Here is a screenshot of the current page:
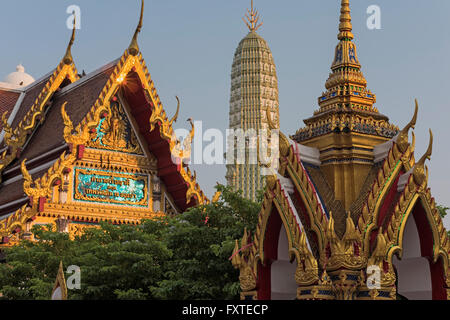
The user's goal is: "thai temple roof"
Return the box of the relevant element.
[232,0,450,301]
[0,0,208,239]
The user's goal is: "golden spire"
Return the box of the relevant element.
[128,0,144,56]
[338,0,354,40]
[243,0,263,32]
[63,11,76,65]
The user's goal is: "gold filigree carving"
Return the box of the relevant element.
[87,100,142,154]
[0,62,78,175]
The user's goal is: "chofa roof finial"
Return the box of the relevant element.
[417,129,433,168]
[63,11,77,65]
[128,0,144,56]
[397,99,419,153]
[412,129,433,186]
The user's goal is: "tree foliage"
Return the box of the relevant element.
[437,205,450,237]
[0,185,260,300]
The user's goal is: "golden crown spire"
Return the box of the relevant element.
[243,0,263,32]
[128,0,144,56]
[63,11,76,65]
[338,0,354,40]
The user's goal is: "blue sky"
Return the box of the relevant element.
[1,0,449,227]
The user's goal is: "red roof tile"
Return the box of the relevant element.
[0,90,20,131]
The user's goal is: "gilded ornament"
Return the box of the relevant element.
[295,231,319,286]
[243,0,263,32]
[397,100,418,154]
[63,11,76,65]
[128,0,144,56]
[412,129,433,186]
[1,111,14,145]
[169,96,180,126]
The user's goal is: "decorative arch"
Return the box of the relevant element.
[231,173,318,300]
[385,191,448,300]
[255,179,302,265]
[257,193,302,300]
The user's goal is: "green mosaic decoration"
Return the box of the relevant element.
[74,167,149,207]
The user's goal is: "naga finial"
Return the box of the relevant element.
[169,96,180,126]
[2,111,14,144]
[63,11,77,65]
[187,117,195,141]
[180,118,195,158]
[397,99,418,153]
[413,129,433,186]
[1,111,9,129]
[21,159,33,186]
[61,102,74,143]
[417,129,433,167]
[212,190,221,203]
[128,0,144,56]
[243,0,263,32]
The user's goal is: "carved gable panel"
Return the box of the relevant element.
[87,98,144,155]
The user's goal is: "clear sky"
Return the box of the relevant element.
[1,0,449,227]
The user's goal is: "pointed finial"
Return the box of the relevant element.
[403,99,419,132]
[373,227,387,258]
[169,96,180,126]
[338,0,354,40]
[63,11,77,65]
[326,211,336,240]
[417,129,433,167]
[128,0,144,56]
[397,100,419,153]
[241,228,248,248]
[243,0,263,32]
[51,261,68,300]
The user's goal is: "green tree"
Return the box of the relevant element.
[0,221,171,300]
[0,185,261,300]
[151,185,260,300]
[437,205,450,237]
